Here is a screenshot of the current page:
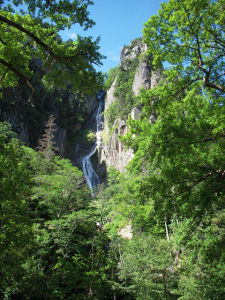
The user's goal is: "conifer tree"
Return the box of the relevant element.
[37,114,58,159]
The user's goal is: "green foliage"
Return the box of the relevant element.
[119,235,178,299]
[143,0,225,94]
[171,209,225,299]
[0,123,122,299]
[104,1,225,298]
[104,100,120,130]
[97,169,160,238]
[0,0,104,96]
[104,66,118,90]
[97,1,225,299]
[128,37,143,49]
[2,0,225,298]
[0,123,33,296]
[105,55,139,131]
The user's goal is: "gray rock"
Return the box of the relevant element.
[151,69,163,89]
[132,61,151,95]
[100,119,134,172]
[99,39,162,172]
[131,105,142,120]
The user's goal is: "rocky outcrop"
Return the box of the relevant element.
[118,224,133,240]
[99,39,154,172]
[151,68,163,89]
[99,119,134,172]
[104,77,117,112]
[131,105,142,120]
[120,41,147,70]
[132,61,151,95]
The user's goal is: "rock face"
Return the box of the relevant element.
[132,61,151,95]
[99,39,162,172]
[118,224,133,240]
[0,107,35,145]
[104,77,117,112]
[0,86,99,159]
[151,69,163,89]
[83,95,99,117]
[99,119,133,172]
[120,41,147,70]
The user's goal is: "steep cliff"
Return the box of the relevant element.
[99,38,162,172]
[0,77,99,158]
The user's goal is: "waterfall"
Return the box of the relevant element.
[80,95,104,192]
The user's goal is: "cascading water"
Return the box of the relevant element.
[80,94,104,192]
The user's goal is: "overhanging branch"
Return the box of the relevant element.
[0,57,34,94]
[0,14,91,62]
[0,67,9,83]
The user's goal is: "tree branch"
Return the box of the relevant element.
[0,14,91,62]
[189,170,225,189]
[203,80,225,92]
[205,27,225,48]
[0,67,9,83]
[0,57,34,94]
[200,133,225,143]
[194,34,225,92]
[0,36,7,46]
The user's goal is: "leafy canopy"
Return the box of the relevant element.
[143,0,225,94]
[0,0,104,95]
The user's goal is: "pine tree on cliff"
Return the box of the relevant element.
[37,114,58,159]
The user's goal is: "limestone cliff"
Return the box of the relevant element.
[99,38,162,172]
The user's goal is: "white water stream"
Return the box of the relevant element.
[80,97,104,192]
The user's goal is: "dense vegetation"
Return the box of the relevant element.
[1,0,225,299]
[98,0,225,299]
[0,122,125,299]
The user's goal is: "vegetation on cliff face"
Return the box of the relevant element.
[1,0,225,299]
[104,40,146,132]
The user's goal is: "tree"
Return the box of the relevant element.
[143,0,225,94]
[36,114,58,159]
[118,235,179,299]
[23,152,121,299]
[0,134,120,299]
[120,1,225,296]
[171,209,225,299]
[0,122,33,297]
[0,0,104,97]
[124,0,225,221]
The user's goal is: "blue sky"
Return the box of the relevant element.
[61,0,167,73]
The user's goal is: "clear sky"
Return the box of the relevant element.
[61,0,167,73]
